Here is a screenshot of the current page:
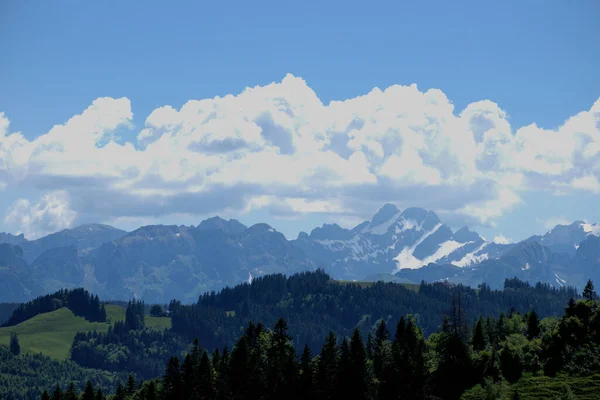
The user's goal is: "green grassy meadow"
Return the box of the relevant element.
[0,305,171,360]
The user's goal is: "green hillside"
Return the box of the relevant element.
[462,374,600,400]
[0,305,171,360]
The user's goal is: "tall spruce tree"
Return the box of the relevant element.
[81,381,95,400]
[127,374,137,395]
[299,344,315,399]
[198,351,216,399]
[10,331,20,355]
[373,319,390,381]
[52,385,62,400]
[348,328,370,400]
[527,309,541,340]
[161,356,184,400]
[267,318,297,400]
[229,336,251,400]
[317,332,338,400]
[583,280,597,301]
[63,383,78,400]
[472,317,486,351]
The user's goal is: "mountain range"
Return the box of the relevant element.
[1,204,599,303]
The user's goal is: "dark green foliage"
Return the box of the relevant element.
[168,271,577,355]
[10,331,21,355]
[526,309,540,340]
[127,374,137,395]
[2,288,106,327]
[52,385,62,400]
[16,275,600,400]
[70,298,185,379]
[150,304,167,317]
[433,297,474,400]
[583,279,597,301]
[81,381,95,400]
[0,345,126,400]
[161,357,184,400]
[125,299,146,331]
[266,318,297,399]
[472,317,486,351]
[63,383,78,400]
[299,345,314,399]
[113,383,126,400]
[316,331,338,400]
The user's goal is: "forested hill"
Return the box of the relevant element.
[169,269,578,352]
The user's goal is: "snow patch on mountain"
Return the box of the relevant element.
[393,223,442,270]
[555,273,567,287]
[316,235,380,262]
[365,212,402,235]
[453,243,490,267]
[422,239,468,265]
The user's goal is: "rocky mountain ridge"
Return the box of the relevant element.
[1,204,599,302]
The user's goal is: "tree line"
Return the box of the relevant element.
[48,280,600,399]
[2,288,106,327]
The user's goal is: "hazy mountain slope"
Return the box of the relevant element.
[0,224,127,263]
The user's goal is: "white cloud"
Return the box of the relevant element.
[539,217,572,230]
[4,191,77,239]
[493,235,512,244]
[571,175,600,193]
[0,75,599,236]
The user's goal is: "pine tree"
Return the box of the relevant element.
[229,336,251,399]
[95,388,104,400]
[10,331,20,356]
[366,332,373,360]
[299,344,315,399]
[527,309,541,340]
[216,346,231,400]
[213,347,221,371]
[434,299,474,400]
[114,383,127,400]
[583,279,597,301]
[198,351,216,399]
[317,332,338,400]
[82,381,95,400]
[162,356,184,400]
[181,353,196,399]
[348,328,370,400]
[127,374,137,395]
[405,318,429,399]
[146,381,158,400]
[52,385,62,400]
[336,338,352,400]
[373,319,389,381]
[41,390,51,400]
[267,318,297,399]
[63,383,78,400]
[472,317,486,351]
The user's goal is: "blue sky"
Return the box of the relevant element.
[0,0,599,241]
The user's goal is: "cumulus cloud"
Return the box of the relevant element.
[4,191,77,239]
[0,74,599,236]
[493,235,513,244]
